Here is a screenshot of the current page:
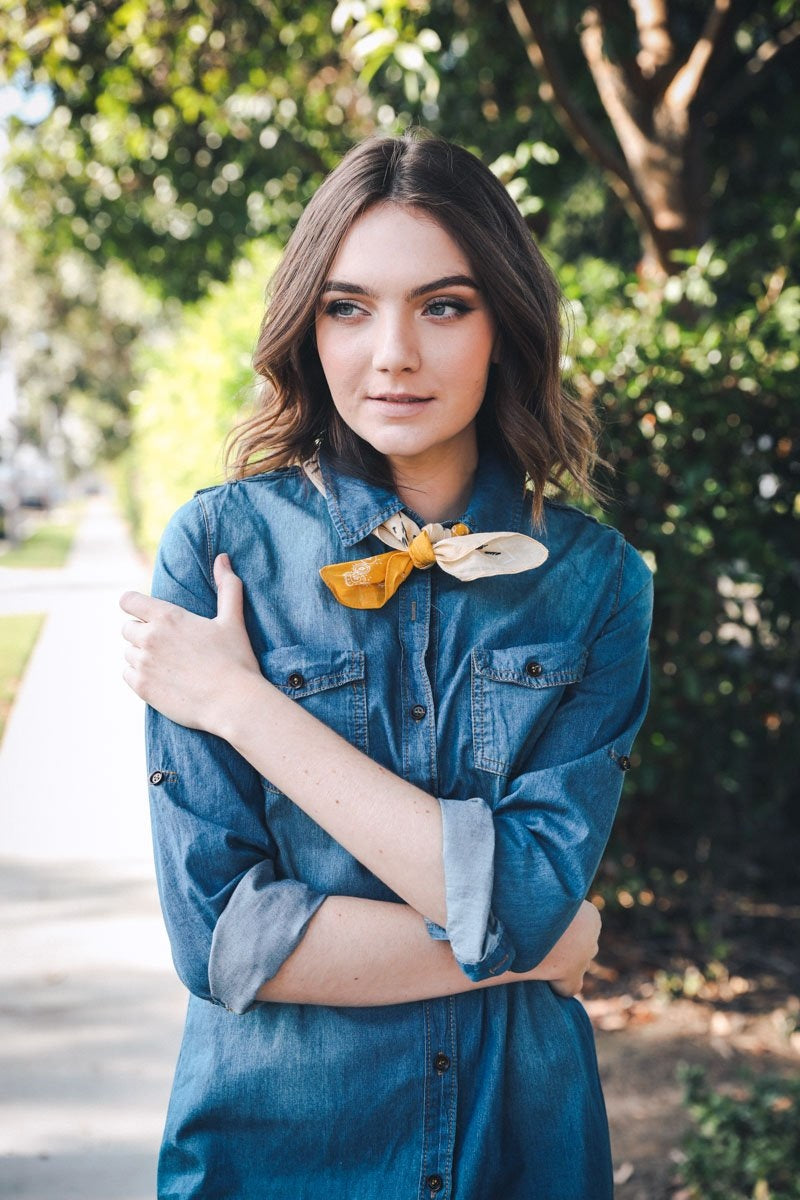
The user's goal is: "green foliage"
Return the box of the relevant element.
[0,223,161,461]
[559,222,800,879]
[1,1,372,300]
[6,1,797,296]
[679,1065,800,1199]
[333,0,443,103]
[124,239,279,551]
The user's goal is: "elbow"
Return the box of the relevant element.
[500,888,587,975]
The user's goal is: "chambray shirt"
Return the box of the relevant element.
[146,445,652,1200]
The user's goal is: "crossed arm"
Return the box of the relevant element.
[255,896,599,1007]
[121,553,602,1008]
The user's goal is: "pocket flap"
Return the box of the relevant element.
[472,641,587,689]
[260,646,366,698]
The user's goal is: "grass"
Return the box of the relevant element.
[0,512,78,568]
[0,613,45,741]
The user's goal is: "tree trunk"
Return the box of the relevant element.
[506,0,735,277]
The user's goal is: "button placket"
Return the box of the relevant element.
[420,996,456,1200]
[399,572,436,793]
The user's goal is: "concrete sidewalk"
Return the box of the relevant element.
[0,496,186,1199]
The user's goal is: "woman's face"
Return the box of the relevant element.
[314,203,496,483]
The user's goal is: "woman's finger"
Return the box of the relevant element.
[121,618,146,646]
[213,554,244,625]
[123,642,142,668]
[119,590,172,621]
[122,664,143,697]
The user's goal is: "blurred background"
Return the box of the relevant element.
[0,3,798,1198]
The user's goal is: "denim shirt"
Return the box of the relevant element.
[146,446,652,1200]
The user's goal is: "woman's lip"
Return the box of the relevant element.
[368,394,433,402]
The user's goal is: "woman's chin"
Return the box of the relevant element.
[359,431,440,464]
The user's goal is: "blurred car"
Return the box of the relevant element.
[15,447,59,510]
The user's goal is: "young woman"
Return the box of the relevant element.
[121,131,652,1199]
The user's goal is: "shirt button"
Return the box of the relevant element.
[426,1175,444,1194]
[410,704,427,721]
[618,755,632,771]
[433,1052,450,1073]
[525,659,543,677]
[149,770,165,785]
[287,672,305,689]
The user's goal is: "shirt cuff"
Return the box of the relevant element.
[208,863,327,1014]
[434,796,516,981]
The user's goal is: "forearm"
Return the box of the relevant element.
[222,675,447,927]
[256,896,599,1007]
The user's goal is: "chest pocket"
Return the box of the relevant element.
[471,641,587,777]
[259,645,368,794]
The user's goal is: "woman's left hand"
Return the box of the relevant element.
[120,553,262,735]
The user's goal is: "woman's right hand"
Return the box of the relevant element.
[535,900,602,997]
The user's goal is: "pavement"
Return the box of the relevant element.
[0,496,187,1199]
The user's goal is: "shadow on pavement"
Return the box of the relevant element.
[0,858,186,1200]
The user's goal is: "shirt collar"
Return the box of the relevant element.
[317,444,527,549]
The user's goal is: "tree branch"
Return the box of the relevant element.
[592,0,651,101]
[506,1,666,266]
[580,5,646,152]
[629,0,675,77]
[663,0,733,112]
[505,0,632,185]
[710,19,800,119]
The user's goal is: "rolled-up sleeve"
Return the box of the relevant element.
[437,540,653,981]
[147,498,327,1014]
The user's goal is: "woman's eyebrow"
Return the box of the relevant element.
[408,274,479,299]
[321,274,480,299]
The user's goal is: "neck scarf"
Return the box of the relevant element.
[303,457,548,610]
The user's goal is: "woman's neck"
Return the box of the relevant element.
[389,443,478,525]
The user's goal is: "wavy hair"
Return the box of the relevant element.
[226,130,601,523]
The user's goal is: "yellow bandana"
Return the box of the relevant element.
[303,458,549,610]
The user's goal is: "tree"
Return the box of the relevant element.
[340,0,800,274]
[0,215,162,463]
[507,0,800,274]
[1,1,375,300]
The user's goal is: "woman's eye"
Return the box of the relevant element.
[425,298,472,318]
[324,299,363,318]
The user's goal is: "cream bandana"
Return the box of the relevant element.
[303,457,548,610]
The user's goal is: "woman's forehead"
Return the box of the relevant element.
[326,203,474,285]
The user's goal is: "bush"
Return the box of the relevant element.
[558,221,799,888]
[678,1065,800,1199]
[124,240,280,553]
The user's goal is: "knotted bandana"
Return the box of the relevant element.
[303,457,548,610]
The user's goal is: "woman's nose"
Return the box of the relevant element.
[371,313,420,374]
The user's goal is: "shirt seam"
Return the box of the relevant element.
[195,492,215,579]
[610,536,626,618]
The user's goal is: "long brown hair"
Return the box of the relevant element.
[226,130,601,523]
